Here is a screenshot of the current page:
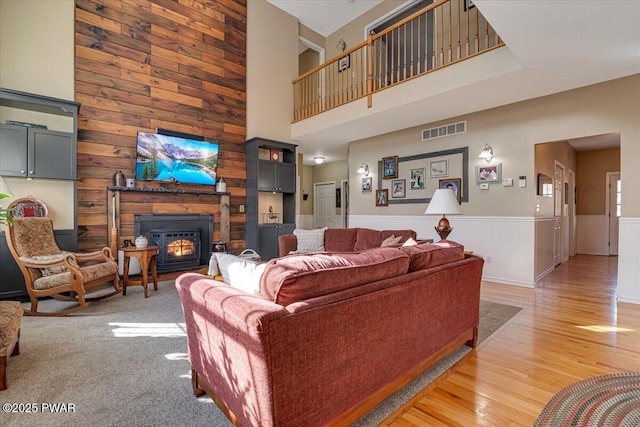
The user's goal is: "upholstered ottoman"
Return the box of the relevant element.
[0,301,23,390]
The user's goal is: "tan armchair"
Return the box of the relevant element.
[5,217,121,316]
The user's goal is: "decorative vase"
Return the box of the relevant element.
[114,170,125,187]
[216,177,226,192]
[135,235,148,248]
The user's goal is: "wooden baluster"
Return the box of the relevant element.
[448,0,452,63]
[457,0,461,60]
[439,4,444,67]
[466,0,470,56]
[485,17,490,50]
[367,32,373,107]
[475,6,479,53]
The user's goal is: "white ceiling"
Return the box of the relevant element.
[268,0,639,164]
[267,0,384,37]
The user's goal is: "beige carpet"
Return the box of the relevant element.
[1,281,520,427]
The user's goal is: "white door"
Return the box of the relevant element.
[607,172,621,255]
[554,162,564,266]
[315,182,336,228]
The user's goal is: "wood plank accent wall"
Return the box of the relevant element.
[74,0,247,252]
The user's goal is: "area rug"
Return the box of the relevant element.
[535,372,640,427]
[2,282,521,427]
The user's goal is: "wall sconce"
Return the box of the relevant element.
[314,156,325,164]
[336,39,346,52]
[478,144,493,162]
[356,163,369,176]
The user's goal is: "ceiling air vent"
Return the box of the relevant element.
[421,121,466,141]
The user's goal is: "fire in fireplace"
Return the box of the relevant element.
[150,230,201,272]
[135,214,212,273]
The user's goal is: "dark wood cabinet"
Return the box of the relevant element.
[0,124,75,180]
[246,137,297,261]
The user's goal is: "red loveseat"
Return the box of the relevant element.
[277,227,417,257]
[176,241,483,426]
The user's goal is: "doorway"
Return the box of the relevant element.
[314,182,337,228]
[554,161,565,266]
[606,172,621,256]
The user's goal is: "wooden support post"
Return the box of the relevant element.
[220,194,230,244]
[107,190,119,257]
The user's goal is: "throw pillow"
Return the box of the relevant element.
[210,253,265,295]
[380,235,403,247]
[31,254,68,276]
[402,237,418,247]
[293,227,327,253]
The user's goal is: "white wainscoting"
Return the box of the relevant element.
[534,218,555,283]
[576,215,608,255]
[349,215,537,287]
[618,218,640,304]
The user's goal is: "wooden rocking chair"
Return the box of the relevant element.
[5,216,121,316]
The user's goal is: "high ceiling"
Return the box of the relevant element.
[267,0,383,37]
[268,0,640,163]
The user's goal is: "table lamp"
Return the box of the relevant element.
[425,188,461,240]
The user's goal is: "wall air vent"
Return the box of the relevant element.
[421,121,467,141]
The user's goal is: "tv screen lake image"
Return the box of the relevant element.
[135,132,218,185]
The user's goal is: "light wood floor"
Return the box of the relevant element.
[384,254,640,426]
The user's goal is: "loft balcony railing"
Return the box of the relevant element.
[292,0,504,122]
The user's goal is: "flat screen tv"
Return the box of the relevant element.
[135,131,219,186]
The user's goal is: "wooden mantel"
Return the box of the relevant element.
[107,186,230,256]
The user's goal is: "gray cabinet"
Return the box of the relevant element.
[257,223,296,260]
[246,137,297,261]
[0,124,75,180]
[0,88,80,299]
[258,160,296,193]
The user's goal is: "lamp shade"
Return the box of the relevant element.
[424,189,461,215]
[356,163,369,176]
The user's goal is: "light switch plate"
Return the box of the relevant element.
[480,183,489,190]
[502,178,513,187]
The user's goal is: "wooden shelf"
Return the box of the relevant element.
[107,186,230,196]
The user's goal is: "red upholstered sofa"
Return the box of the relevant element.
[278,227,417,257]
[176,240,483,427]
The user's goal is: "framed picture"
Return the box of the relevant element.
[375,189,389,206]
[476,163,502,183]
[410,168,425,189]
[382,156,398,179]
[537,173,553,197]
[338,54,350,72]
[429,159,448,178]
[391,179,406,198]
[439,178,462,204]
[362,177,372,192]
[464,0,475,11]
